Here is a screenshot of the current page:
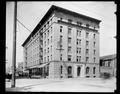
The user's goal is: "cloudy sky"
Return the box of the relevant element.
[6,1,116,68]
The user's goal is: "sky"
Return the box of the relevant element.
[6,1,116,69]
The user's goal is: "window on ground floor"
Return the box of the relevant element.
[108,61,111,67]
[86,67,89,74]
[93,67,96,74]
[67,66,72,75]
[60,65,63,74]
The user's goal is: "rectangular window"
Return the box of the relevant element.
[94,42,96,47]
[86,24,90,28]
[44,33,46,39]
[68,37,71,44]
[44,57,46,62]
[44,25,46,29]
[102,62,105,66]
[79,31,81,36]
[77,48,81,53]
[94,50,96,55]
[68,19,72,24]
[77,48,78,53]
[48,48,49,53]
[60,18,62,21]
[86,32,89,38]
[48,56,49,61]
[76,56,81,62]
[77,39,79,45]
[68,46,72,53]
[60,26,63,32]
[51,18,52,24]
[86,49,89,54]
[60,35,63,43]
[77,30,81,36]
[44,49,46,54]
[86,41,89,46]
[68,55,71,61]
[51,55,52,61]
[77,39,81,45]
[93,34,96,39]
[68,27,71,35]
[94,57,96,62]
[48,30,49,37]
[108,61,111,67]
[60,54,62,61]
[77,56,79,62]
[51,36,52,43]
[51,46,52,52]
[77,30,79,36]
[79,39,81,45]
[51,27,52,34]
[48,39,49,45]
[44,41,46,47]
[79,48,81,53]
[86,57,89,62]
[79,56,81,62]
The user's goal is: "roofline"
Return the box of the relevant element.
[54,5,101,23]
[22,5,101,47]
[100,54,116,60]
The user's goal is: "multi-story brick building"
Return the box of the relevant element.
[100,54,116,77]
[22,5,101,78]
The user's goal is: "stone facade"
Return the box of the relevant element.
[22,5,101,78]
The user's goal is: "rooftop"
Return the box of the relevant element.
[22,5,101,46]
[100,54,116,60]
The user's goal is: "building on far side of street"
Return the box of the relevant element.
[17,62,24,72]
[16,62,24,76]
[22,5,101,78]
[100,54,116,77]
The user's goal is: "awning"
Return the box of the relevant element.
[28,63,49,69]
[36,63,49,68]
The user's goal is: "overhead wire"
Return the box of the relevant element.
[17,18,32,33]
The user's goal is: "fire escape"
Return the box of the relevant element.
[56,36,68,78]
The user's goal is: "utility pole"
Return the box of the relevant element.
[11,1,17,88]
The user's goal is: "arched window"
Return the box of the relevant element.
[60,65,63,74]
[86,67,89,74]
[93,67,96,74]
[67,66,72,75]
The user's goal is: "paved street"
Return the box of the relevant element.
[6,77,116,92]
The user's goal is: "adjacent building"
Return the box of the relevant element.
[100,54,116,77]
[22,5,101,78]
[17,62,23,71]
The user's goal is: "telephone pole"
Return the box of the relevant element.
[11,1,17,88]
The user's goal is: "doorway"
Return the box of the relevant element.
[67,66,72,78]
[77,66,81,77]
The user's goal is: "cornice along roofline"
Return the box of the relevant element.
[22,5,101,47]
